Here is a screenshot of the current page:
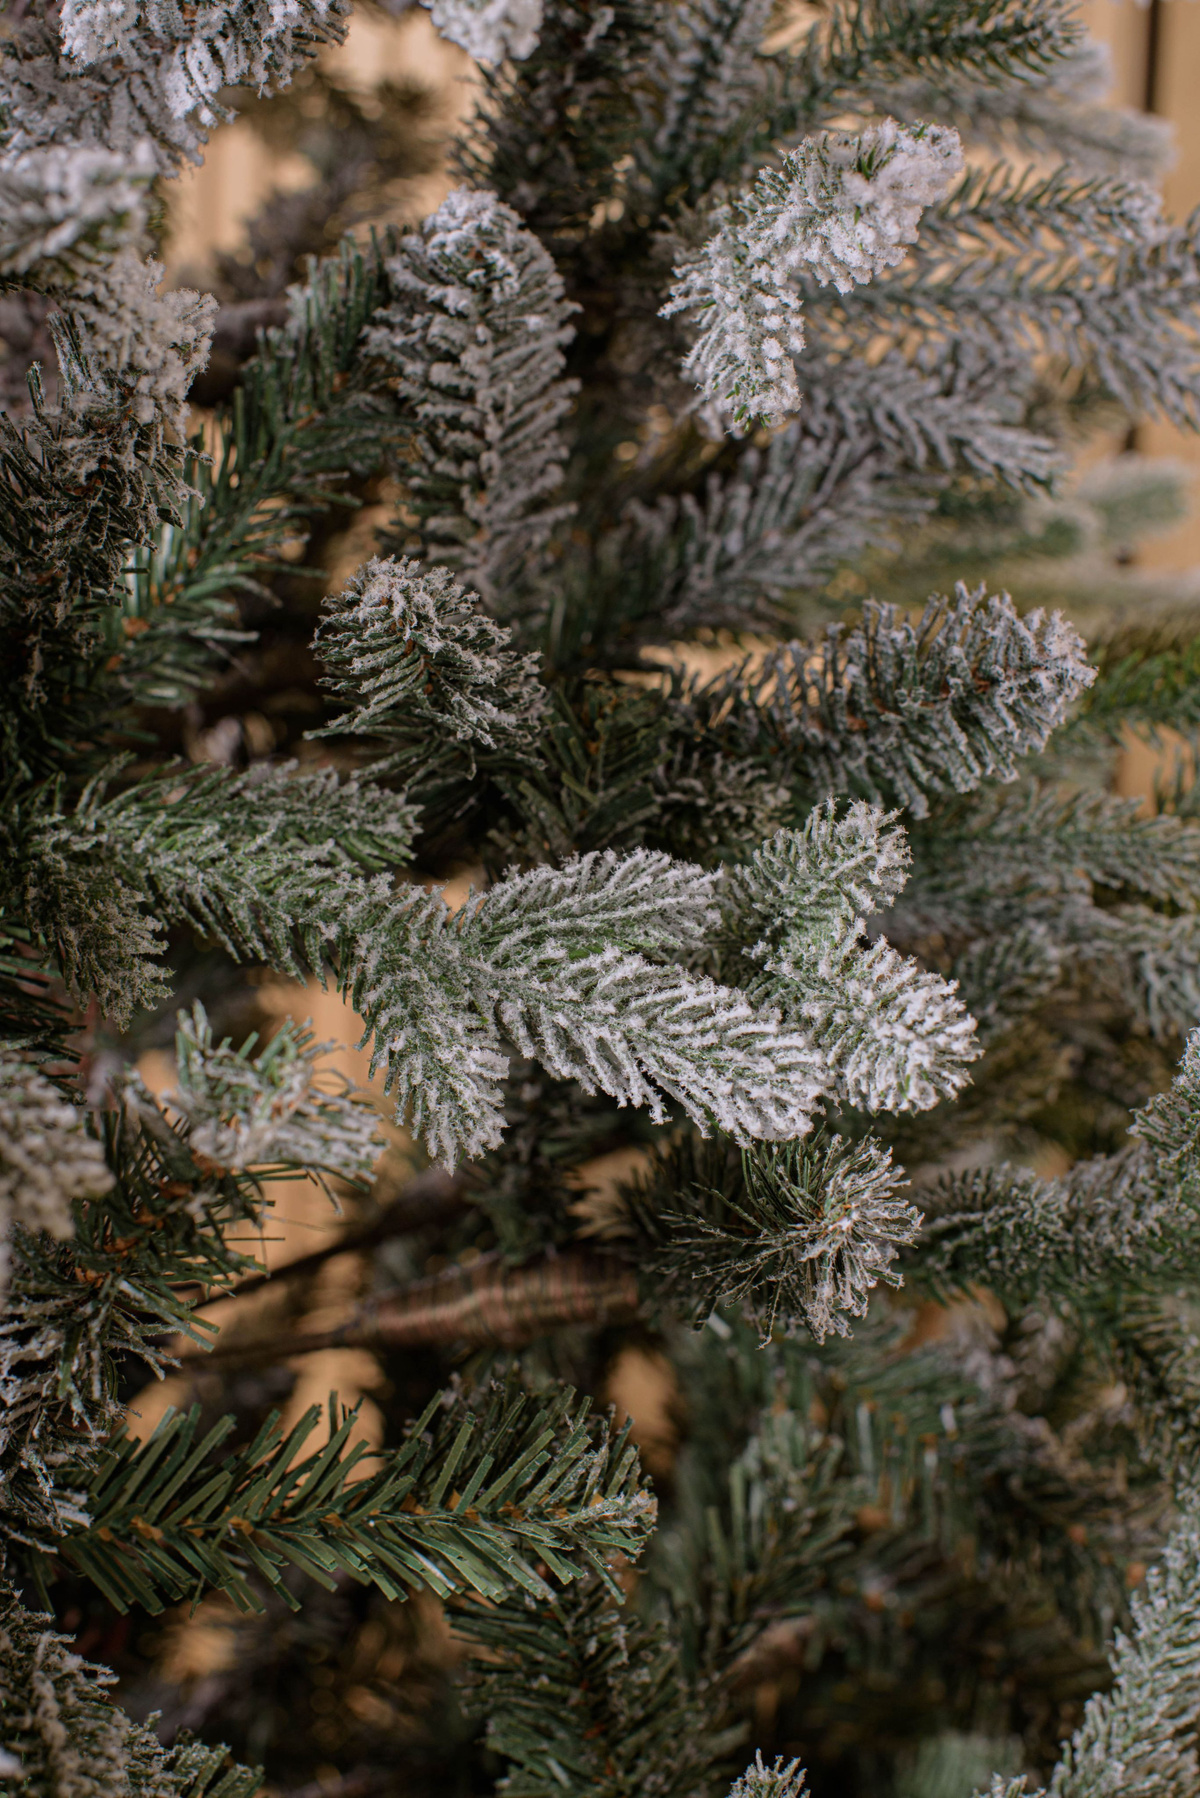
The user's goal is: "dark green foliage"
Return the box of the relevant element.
[456,1576,735,1798]
[52,1385,654,1616]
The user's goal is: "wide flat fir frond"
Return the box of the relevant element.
[331,852,826,1165]
[363,187,577,605]
[662,119,963,427]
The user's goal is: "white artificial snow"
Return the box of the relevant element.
[663,120,964,429]
[425,0,543,64]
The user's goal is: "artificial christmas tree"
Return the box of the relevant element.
[4,0,1200,1793]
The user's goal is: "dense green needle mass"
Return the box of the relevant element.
[4,0,1200,1794]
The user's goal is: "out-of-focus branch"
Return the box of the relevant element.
[196,1247,641,1362]
[185,1166,469,1310]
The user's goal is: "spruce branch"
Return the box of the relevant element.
[777,0,1083,141]
[912,1034,1200,1309]
[456,1575,733,1798]
[679,585,1094,819]
[362,187,577,606]
[2,1007,378,1546]
[992,1495,1200,1797]
[625,1129,918,1343]
[59,0,352,134]
[0,140,154,284]
[55,1383,654,1615]
[722,802,977,1112]
[729,1755,809,1798]
[311,555,547,764]
[424,0,544,65]
[0,1588,262,1798]
[0,1050,112,1298]
[662,119,963,427]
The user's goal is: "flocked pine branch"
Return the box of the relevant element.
[0,1051,111,1299]
[677,586,1094,819]
[729,1755,809,1798]
[662,119,963,427]
[58,0,352,134]
[312,555,547,764]
[1,1006,378,1547]
[363,186,577,606]
[424,0,544,65]
[624,1129,919,1343]
[912,1030,1200,1310]
[0,1589,261,1798]
[157,1002,382,1186]
[721,802,978,1112]
[978,1495,1200,1797]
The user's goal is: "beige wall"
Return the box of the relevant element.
[1080,0,1200,574]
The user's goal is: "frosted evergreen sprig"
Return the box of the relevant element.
[58,0,352,132]
[65,249,215,447]
[662,119,964,427]
[44,761,419,1000]
[0,1052,111,1298]
[363,187,577,605]
[628,1130,919,1343]
[686,586,1095,819]
[730,1753,809,1798]
[312,555,547,758]
[723,803,978,1113]
[424,0,544,65]
[636,0,776,206]
[1130,1031,1200,1170]
[157,1003,382,1186]
[0,1589,261,1798]
[913,1042,1200,1309]
[330,852,828,1166]
[990,1496,1200,1798]
[0,140,154,283]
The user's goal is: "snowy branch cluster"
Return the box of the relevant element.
[662,120,964,427]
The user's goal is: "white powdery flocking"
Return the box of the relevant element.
[424,0,543,64]
[662,119,964,429]
[0,140,155,281]
[59,0,350,127]
[0,1053,113,1297]
[148,1004,382,1182]
[69,248,215,443]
